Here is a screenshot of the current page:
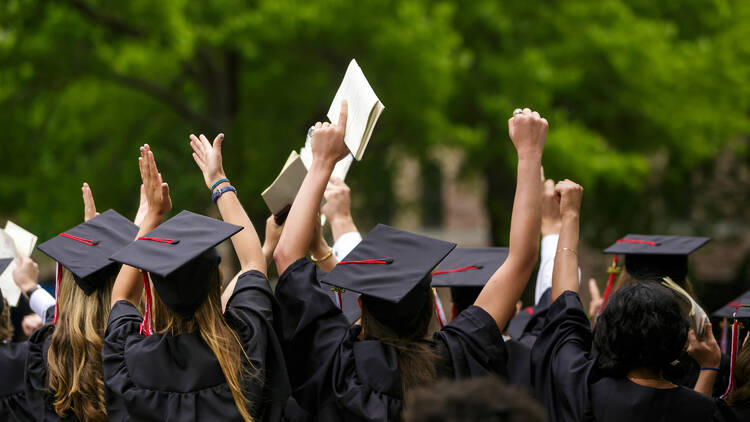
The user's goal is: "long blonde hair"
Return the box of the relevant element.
[152,268,256,422]
[47,269,112,421]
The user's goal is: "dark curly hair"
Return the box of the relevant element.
[593,281,690,377]
[403,376,546,422]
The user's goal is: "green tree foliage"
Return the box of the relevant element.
[1,0,749,258]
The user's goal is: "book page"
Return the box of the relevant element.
[4,221,37,256]
[327,59,383,161]
[0,229,22,306]
[261,151,309,215]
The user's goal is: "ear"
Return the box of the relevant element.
[451,302,458,320]
[357,295,362,309]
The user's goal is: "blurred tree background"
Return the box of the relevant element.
[1,0,749,306]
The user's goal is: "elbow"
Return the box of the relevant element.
[273,245,293,272]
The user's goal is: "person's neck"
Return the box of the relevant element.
[626,367,676,389]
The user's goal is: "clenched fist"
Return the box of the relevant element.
[554,179,583,218]
[312,101,349,165]
[508,108,548,158]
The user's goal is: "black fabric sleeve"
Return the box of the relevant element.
[530,290,596,422]
[274,258,350,409]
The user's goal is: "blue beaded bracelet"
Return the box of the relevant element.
[700,367,720,371]
[210,178,230,192]
[212,186,236,204]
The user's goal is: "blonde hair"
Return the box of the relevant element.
[47,269,112,421]
[151,268,256,422]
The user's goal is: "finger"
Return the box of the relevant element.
[162,182,170,197]
[190,136,203,156]
[329,177,344,185]
[213,133,224,152]
[544,179,555,196]
[322,122,330,128]
[338,100,348,129]
[588,279,601,301]
[199,134,211,150]
[315,122,323,129]
[540,166,545,182]
[532,111,540,118]
[192,152,207,171]
[522,108,532,115]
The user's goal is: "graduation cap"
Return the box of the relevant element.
[713,290,750,399]
[319,224,456,334]
[110,210,242,330]
[431,247,509,317]
[0,258,12,313]
[37,210,139,295]
[603,234,710,284]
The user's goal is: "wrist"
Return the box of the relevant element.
[516,149,543,161]
[23,284,40,298]
[18,280,38,294]
[311,241,331,258]
[561,211,580,221]
[311,157,337,173]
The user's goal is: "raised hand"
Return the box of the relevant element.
[138,144,171,220]
[312,101,349,165]
[190,133,226,190]
[262,215,284,266]
[508,108,548,158]
[554,179,583,218]
[541,175,561,236]
[133,184,149,227]
[588,278,603,318]
[12,252,39,292]
[687,323,721,368]
[21,314,43,337]
[82,182,99,222]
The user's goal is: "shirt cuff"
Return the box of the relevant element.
[29,287,56,318]
[540,234,560,261]
[332,231,363,260]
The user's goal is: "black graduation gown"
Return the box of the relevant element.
[0,341,34,421]
[25,308,69,422]
[507,287,551,349]
[663,352,731,397]
[505,338,532,394]
[275,258,508,422]
[531,291,729,422]
[102,270,289,422]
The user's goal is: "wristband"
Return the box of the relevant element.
[311,249,333,263]
[210,178,230,192]
[212,186,236,204]
[700,367,720,372]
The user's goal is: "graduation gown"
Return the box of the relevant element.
[0,341,34,421]
[505,338,532,394]
[24,308,70,422]
[275,258,508,422]
[507,287,551,349]
[102,270,289,422]
[531,291,729,422]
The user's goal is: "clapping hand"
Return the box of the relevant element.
[190,133,227,191]
[138,144,171,222]
[82,183,99,222]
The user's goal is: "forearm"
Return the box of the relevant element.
[111,215,161,307]
[216,190,265,275]
[310,240,338,273]
[551,213,580,301]
[330,215,358,242]
[693,369,717,397]
[275,159,335,274]
[475,153,541,328]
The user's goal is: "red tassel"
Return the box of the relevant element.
[722,319,740,399]
[433,288,447,327]
[596,255,619,322]
[336,290,343,310]
[52,263,62,325]
[140,271,154,336]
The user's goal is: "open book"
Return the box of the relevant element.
[261,151,308,224]
[0,221,38,306]
[327,59,384,161]
[662,277,707,338]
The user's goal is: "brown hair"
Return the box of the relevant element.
[728,338,750,406]
[47,269,112,421]
[151,268,256,422]
[0,297,13,341]
[360,287,440,394]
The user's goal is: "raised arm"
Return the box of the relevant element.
[274,102,349,274]
[190,133,265,275]
[474,108,546,329]
[111,144,172,308]
[322,178,359,242]
[549,180,583,301]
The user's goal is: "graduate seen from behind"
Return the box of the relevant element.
[26,185,142,422]
[103,139,288,421]
[273,104,548,421]
[530,180,734,422]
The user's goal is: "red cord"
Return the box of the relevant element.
[615,238,657,246]
[138,236,178,244]
[433,265,481,275]
[59,232,98,246]
[52,263,62,325]
[140,271,154,336]
[336,291,343,310]
[338,258,393,265]
[721,304,750,399]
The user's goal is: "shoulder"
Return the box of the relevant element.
[278,258,317,286]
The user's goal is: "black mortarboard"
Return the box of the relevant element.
[0,257,12,312]
[603,234,710,283]
[713,289,750,320]
[320,224,456,332]
[37,210,138,295]
[431,247,509,288]
[110,210,242,317]
[431,247,509,315]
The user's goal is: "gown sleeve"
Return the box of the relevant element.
[433,305,508,379]
[530,290,596,422]
[224,270,290,422]
[274,258,352,414]
[24,324,64,422]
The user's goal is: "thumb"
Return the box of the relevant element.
[214,133,224,151]
[544,179,555,196]
[338,100,348,129]
[162,183,170,197]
